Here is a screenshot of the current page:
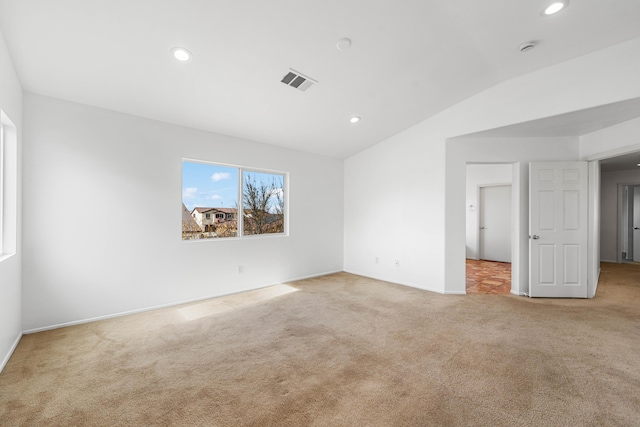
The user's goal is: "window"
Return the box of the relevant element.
[241,170,285,236]
[0,110,17,259]
[0,123,3,253]
[182,160,287,240]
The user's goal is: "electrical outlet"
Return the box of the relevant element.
[238,265,244,274]
[395,260,400,268]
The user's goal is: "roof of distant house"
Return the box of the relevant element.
[212,208,237,214]
[191,207,237,214]
[182,204,202,232]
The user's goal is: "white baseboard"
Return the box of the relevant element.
[343,269,446,294]
[286,270,344,283]
[23,270,344,334]
[0,332,22,374]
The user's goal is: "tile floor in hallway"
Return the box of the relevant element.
[466,259,511,294]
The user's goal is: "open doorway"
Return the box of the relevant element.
[599,151,640,265]
[617,184,640,263]
[465,164,513,294]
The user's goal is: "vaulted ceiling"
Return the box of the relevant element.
[1,0,640,158]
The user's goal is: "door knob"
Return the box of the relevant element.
[635,227,640,230]
[530,235,540,240]
[480,227,486,229]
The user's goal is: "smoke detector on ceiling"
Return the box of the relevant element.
[281,69,318,92]
[337,38,352,51]
[519,41,537,53]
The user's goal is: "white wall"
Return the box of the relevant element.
[0,26,22,372]
[600,169,640,262]
[22,93,344,331]
[465,164,512,260]
[344,123,448,293]
[345,37,640,296]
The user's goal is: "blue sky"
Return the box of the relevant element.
[182,161,285,212]
[182,161,239,211]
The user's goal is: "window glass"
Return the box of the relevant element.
[242,170,285,236]
[182,160,286,240]
[182,161,239,239]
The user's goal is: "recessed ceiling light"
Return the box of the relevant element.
[349,116,361,124]
[171,47,192,62]
[637,163,640,167]
[543,1,568,16]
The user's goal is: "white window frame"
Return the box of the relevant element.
[0,110,18,261]
[239,166,287,238]
[182,159,289,241]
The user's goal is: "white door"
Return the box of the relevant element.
[634,186,640,262]
[479,185,511,262]
[529,162,588,298]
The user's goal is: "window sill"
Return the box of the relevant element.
[182,233,289,243]
[0,253,16,264]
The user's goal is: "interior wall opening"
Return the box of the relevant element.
[598,150,640,266]
[465,163,513,295]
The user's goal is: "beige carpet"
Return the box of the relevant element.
[1,263,640,426]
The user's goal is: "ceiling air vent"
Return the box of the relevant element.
[281,69,317,92]
[519,41,537,53]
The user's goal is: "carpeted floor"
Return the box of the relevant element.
[1,263,640,426]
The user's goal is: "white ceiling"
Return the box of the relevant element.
[600,151,640,173]
[1,0,640,159]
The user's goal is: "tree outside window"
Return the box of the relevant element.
[242,171,285,236]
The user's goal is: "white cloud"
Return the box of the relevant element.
[210,194,222,200]
[183,187,198,199]
[211,172,231,182]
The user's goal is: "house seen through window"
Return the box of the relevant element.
[182,160,286,240]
